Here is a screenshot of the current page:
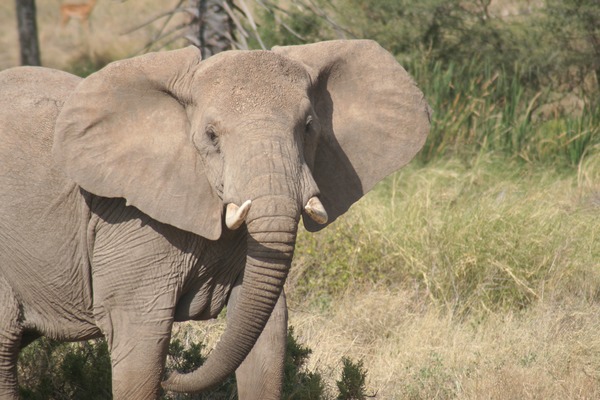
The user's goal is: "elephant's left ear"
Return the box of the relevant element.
[273,40,431,231]
[53,47,223,240]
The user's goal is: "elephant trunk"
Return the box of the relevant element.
[162,195,299,394]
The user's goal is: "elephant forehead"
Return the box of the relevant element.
[199,51,311,114]
[226,83,308,116]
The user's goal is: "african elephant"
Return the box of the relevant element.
[0,40,430,399]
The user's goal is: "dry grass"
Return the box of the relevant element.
[172,288,600,399]
[290,152,600,315]
[288,289,600,400]
[283,153,600,399]
[1,0,186,71]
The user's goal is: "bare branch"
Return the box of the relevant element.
[135,21,189,54]
[254,0,306,41]
[302,0,353,38]
[125,0,352,57]
[121,1,186,35]
[238,0,266,49]
[153,32,193,52]
[223,1,250,49]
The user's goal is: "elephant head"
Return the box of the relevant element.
[52,40,430,393]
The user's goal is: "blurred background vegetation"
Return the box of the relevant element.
[4,0,600,398]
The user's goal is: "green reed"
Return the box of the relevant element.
[408,58,599,167]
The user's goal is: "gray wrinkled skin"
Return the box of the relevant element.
[0,40,430,399]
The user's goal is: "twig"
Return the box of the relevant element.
[145,0,188,52]
[238,0,266,49]
[254,0,306,41]
[153,32,191,52]
[121,1,185,35]
[222,1,250,50]
[135,21,189,55]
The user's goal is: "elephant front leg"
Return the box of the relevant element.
[0,277,22,400]
[228,286,288,400]
[97,308,173,400]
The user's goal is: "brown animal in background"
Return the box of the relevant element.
[60,0,97,29]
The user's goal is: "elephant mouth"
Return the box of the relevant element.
[224,195,328,230]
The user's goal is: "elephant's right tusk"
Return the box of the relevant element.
[225,200,252,230]
[304,196,328,224]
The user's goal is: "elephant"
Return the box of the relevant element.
[0,40,430,399]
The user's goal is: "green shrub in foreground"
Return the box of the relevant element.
[336,357,367,400]
[18,339,111,400]
[18,328,369,399]
[283,327,326,399]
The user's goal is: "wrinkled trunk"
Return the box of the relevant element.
[163,200,297,392]
[163,190,300,393]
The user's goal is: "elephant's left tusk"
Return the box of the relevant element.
[304,196,328,224]
[225,200,252,230]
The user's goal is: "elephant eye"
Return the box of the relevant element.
[305,116,313,134]
[206,125,219,144]
[204,125,221,154]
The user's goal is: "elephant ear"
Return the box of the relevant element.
[273,40,431,231]
[53,47,223,240]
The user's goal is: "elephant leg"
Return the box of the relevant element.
[229,285,288,400]
[0,277,22,400]
[90,211,186,399]
[99,310,173,400]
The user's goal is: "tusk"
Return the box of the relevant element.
[225,200,252,230]
[304,196,328,224]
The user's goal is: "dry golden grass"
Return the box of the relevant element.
[283,153,600,399]
[1,0,186,71]
[171,287,600,399]
[287,288,600,399]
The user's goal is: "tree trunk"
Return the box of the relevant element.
[15,0,41,66]
[190,0,235,58]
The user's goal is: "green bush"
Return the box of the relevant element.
[162,338,236,399]
[336,357,367,400]
[64,51,115,78]
[543,0,600,92]
[283,327,326,399]
[18,327,369,399]
[18,339,111,400]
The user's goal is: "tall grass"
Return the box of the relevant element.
[288,154,600,398]
[408,59,600,167]
[290,154,600,316]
